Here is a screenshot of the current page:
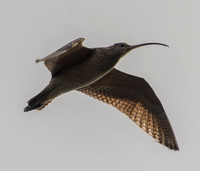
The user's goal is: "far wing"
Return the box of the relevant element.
[78,68,179,150]
[36,38,93,78]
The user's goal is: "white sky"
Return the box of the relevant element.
[0,0,199,170]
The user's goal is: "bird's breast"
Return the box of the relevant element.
[53,52,117,93]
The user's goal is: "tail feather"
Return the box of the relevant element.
[24,89,52,112]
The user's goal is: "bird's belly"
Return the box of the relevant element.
[52,61,112,94]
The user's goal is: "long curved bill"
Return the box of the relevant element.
[129,43,169,50]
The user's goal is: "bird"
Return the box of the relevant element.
[24,38,179,150]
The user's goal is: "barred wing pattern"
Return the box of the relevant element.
[78,69,178,150]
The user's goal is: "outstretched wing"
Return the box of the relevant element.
[36,38,93,78]
[78,68,179,150]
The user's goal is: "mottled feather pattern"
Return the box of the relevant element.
[25,38,178,150]
[78,86,178,150]
[78,69,179,150]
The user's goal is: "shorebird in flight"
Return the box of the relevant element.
[24,38,179,150]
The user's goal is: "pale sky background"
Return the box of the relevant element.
[0,0,199,170]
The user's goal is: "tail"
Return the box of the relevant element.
[24,88,54,112]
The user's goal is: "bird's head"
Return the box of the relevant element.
[110,42,168,59]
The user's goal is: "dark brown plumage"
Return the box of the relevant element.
[24,38,178,150]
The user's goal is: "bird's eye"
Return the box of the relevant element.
[120,44,125,47]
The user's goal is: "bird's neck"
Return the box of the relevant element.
[91,48,121,72]
[93,47,121,62]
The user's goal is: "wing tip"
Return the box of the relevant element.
[167,142,179,151]
[35,59,42,63]
[72,38,85,44]
[78,37,85,41]
[76,37,85,45]
[159,136,179,151]
[171,139,179,151]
